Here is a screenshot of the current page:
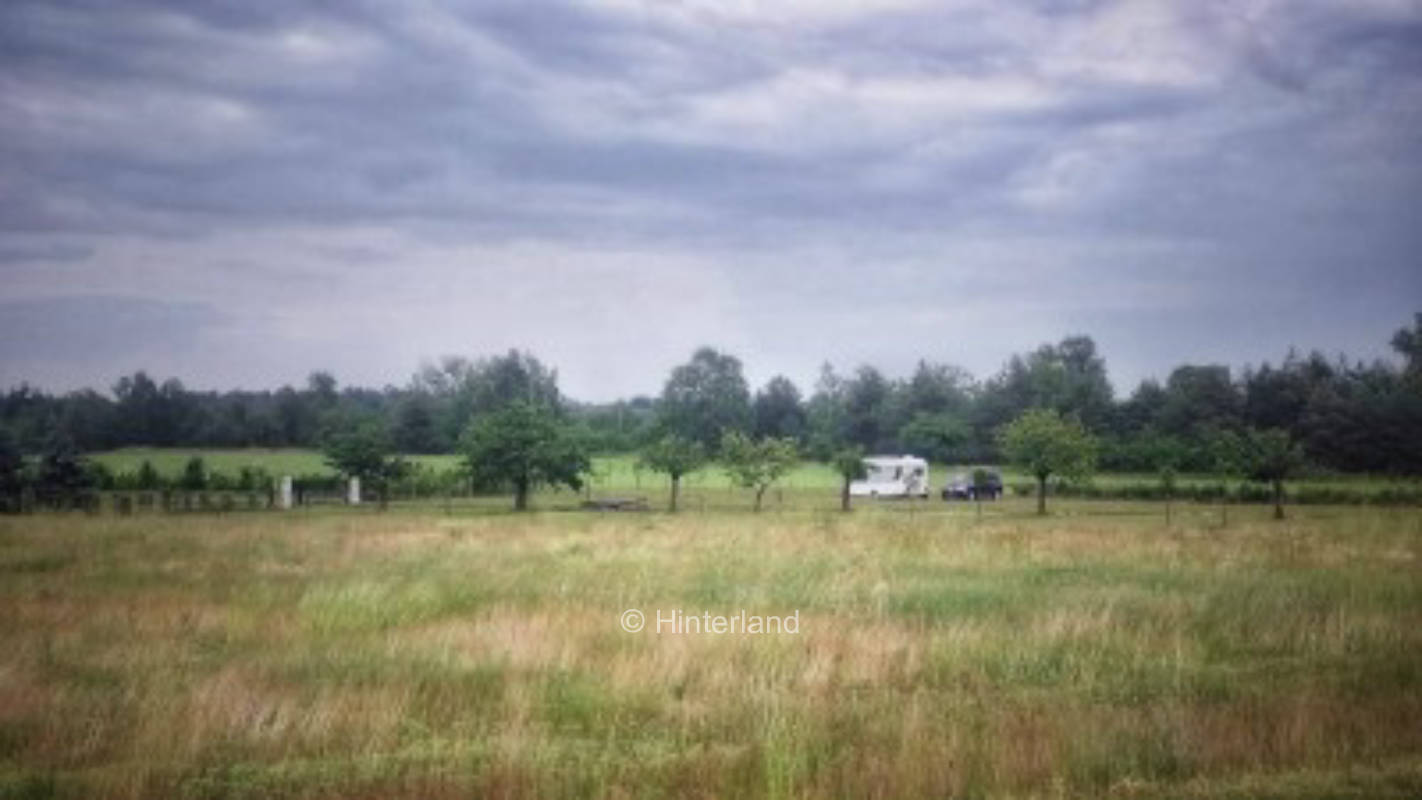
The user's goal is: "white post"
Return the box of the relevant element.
[348,476,361,505]
[279,475,293,510]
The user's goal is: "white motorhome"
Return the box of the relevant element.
[849,455,930,498]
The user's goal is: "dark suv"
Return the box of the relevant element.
[941,470,1003,501]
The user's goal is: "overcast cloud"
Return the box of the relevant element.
[1,0,1419,399]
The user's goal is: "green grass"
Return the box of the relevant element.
[89,448,1422,499]
[1,504,1420,798]
[88,447,463,477]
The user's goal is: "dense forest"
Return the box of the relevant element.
[3,313,1420,475]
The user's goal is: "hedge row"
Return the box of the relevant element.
[1010,481,1422,506]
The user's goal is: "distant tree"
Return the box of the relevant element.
[0,429,25,513]
[135,460,162,491]
[274,385,317,446]
[323,418,407,509]
[1144,435,1189,524]
[85,461,115,491]
[1391,312,1422,380]
[1116,379,1169,436]
[904,360,974,418]
[805,363,848,460]
[1208,428,1248,526]
[393,392,444,453]
[34,433,91,509]
[720,431,799,512]
[843,365,893,451]
[975,336,1114,443]
[832,446,867,512]
[180,456,207,491]
[307,371,339,410]
[658,348,751,451]
[899,412,970,463]
[1159,365,1242,439]
[461,401,589,511]
[753,375,807,442]
[998,409,1097,515]
[1242,428,1305,520]
[639,434,706,512]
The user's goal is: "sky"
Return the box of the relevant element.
[1,0,1419,402]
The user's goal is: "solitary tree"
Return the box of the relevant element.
[323,419,407,509]
[1243,428,1305,520]
[832,446,867,512]
[997,408,1096,515]
[461,401,589,511]
[1145,435,1188,524]
[1208,428,1247,527]
[721,431,798,512]
[640,434,705,512]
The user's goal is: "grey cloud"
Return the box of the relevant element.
[0,0,1418,397]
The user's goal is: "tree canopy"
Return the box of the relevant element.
[461,401,589,511]
[998,408,1097,515]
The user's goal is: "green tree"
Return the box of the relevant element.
[1208,428,1248,527]
[323,418,407,509]
[1391,312,1422,381]
[136,459,162,491]
[804,363,848,460]
[899,412,970,464]
[0,429,26,513]
[832,446,867,512]
[461,401,589,511]
[1144,435,1188,524]
[639,434,706,512]
[721,431,798,512]
[180,456,207,491]
[35,433,91,509]
[997,409,1097,515]
[752,375,807,442]
[1242,428,1305,520]
[658,348,751,451]
[843,365,892,451]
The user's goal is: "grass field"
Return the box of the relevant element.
[2,502,1420,798]
[87,447,1422,500]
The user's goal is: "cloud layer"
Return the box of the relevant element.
[2,0,1419,398]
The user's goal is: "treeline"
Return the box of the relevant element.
[3,314,1420,475]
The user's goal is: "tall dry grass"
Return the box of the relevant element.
[1,503,1420,798]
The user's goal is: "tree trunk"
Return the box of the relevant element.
[1036,475,1047,515]
[1273,479,1284,520]
[514,478,529,511]
[841,477,851,512]
[754,485,767,512]
[669,474,680,513]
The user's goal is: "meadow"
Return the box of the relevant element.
[2,500,1420,798]
[88,447,1422,503]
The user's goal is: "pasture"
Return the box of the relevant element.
[87,447,1422,504]
[2,501,1420,798]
